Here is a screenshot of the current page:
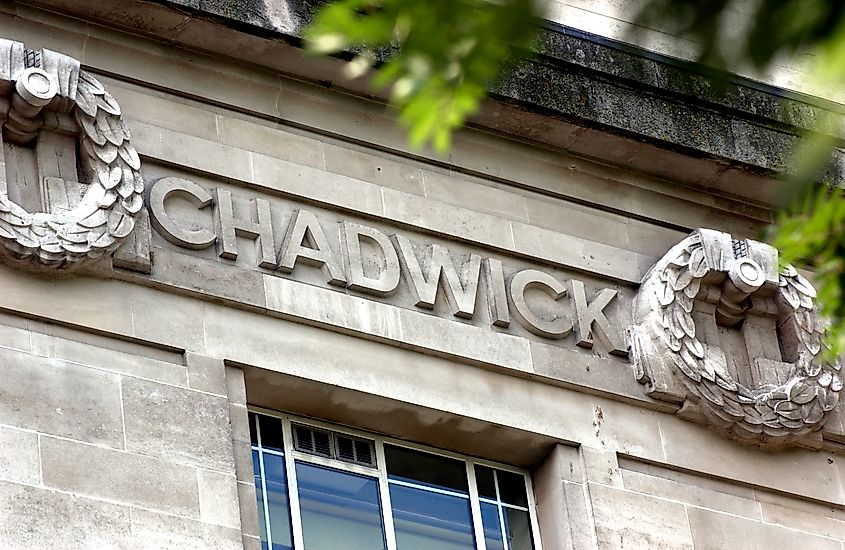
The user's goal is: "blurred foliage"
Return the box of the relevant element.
[306,0,845,356]
[636,0,845,357]
[304,0,541,153]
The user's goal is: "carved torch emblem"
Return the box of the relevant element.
[629,229,842,448]
[0,38,142,271]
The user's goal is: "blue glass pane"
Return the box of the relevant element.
[504,507,534,550]
[295,462,386,550]
[263,453,294,550]
[480,502,505,550]
[253,450,268,543]
[389,483,475,550]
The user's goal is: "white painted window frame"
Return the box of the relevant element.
[249,407,544,550]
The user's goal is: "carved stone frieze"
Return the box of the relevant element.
[0,38,142,271]
[629,229,842,448]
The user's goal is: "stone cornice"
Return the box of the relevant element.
[19,0,845,201]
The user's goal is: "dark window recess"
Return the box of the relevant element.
[248,412,258,445]
[474,465,497,499]
[258,414,286,452]
[497,470,529,508]
[292,423,376,468]
[385,444,469,493]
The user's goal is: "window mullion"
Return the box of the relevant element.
[375,439,398,550]
[493,470,510,550]
[254,415,274,549]
[524,472,544,550]
[466,462,488,550]
[281,417,306,550]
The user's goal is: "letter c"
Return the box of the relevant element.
[148,177,216,250]
[508,269,573,339]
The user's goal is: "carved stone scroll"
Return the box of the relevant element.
[0,38,143,271]
[629,229,842,448]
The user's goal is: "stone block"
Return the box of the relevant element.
[0,480,131,549]
[0,319,30,352]
[251,152,384,215]
[102,77,219,141]
[242,534,262,550]
[31,330,187,387]
[129,508,243,550]
[423,169,528,222]
[532,444,595,550]
[381,187,515,251]
[588,482,693,549]
[198,469,241,529]
[530,341,660,407]
[760,501,845,542]
[186,352,227,396]
[0,264,133,336]
[687,507,841,550]
[511,222,647,283]
[144,248,268,309]
[131,285,206,353]
[128,121,253,183]
[238,480,261,539]
[0,426,39,485]
[40,436,200,517]
[0,347,123,447]
[324,142,424,195]
[218,114,324,170]
[225,365,248,406]
[524,195,631,251]
[620,468,761,520]
[658,415,845,505]
[122,377,235,472]
[263,273,403,341]
[113,207,153,274]
[580,446,622,487]
[230,403,254,484]
[397,307,533,373]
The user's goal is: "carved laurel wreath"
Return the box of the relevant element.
[639,232,842,440]
[0,68,142,269]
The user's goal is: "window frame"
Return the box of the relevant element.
[249,406,544,550]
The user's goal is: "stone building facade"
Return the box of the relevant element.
[0,1,843,549]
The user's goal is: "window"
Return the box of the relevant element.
[250,411,543,550]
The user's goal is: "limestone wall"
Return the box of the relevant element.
[0,3,842,550]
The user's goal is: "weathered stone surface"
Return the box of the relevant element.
[186,352,227,396]
[0,480,131,549]
[237,480,261,539]
[0,347,124,447]
[130,284,206,352]
[129,508,243,550]
[29,329,187,386]
[0,265,133,336]
[580,446,622,488]
[533,445,594,550]
[229,403,254,484]
[620,468,762,520]
[687,507,841,550]
[589,483,694,550]
[40,436,200,517]
[0,426,39,485]
[198,468,241,529]
[760,501,845,542]
[121,377,235,472]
